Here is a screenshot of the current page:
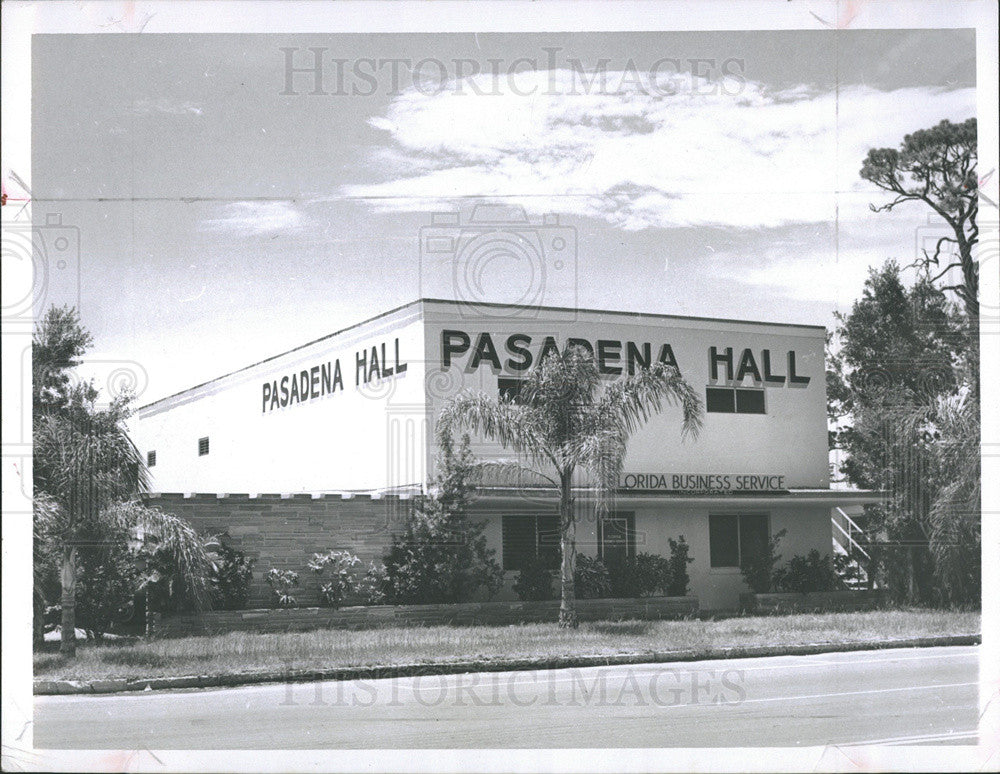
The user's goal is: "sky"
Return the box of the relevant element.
[27,30,977,403]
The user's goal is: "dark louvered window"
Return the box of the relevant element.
[198,436,210,456]
[707,387,766,414]
[502,514,561,571]
[147,450,157,467]
[710,514,770,568]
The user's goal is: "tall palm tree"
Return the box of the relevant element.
[437,346,703,627]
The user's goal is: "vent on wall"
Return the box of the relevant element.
[198,437,210,456]
[147,450,157,467]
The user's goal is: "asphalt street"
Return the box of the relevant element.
[33,645,979,749]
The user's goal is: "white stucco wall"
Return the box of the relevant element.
[422,300,829,490]
[129,305,428,494]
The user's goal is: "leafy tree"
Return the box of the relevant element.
[437,346,702,627]
[375,434,504,604]
[33,305,95,419]
[861,118,978,324]
[827,261,977,604]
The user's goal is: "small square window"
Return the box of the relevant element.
[147,450,157,467]
[706,387,735,413]
[198,437,210,456]
[735,388,766,414]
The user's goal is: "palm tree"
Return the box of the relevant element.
[34,394,149,655]
[34,404,217,651]
[436,346,703,627]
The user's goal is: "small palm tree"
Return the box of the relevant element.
[437,346,702,627]
[34,392,216,653]
[34,395,149,655]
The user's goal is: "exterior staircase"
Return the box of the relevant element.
[832,507,873,590]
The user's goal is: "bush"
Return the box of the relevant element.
[574,554,612,599]
[740,529,787,593]
[358,562,390,605]
[609,553,668,598]
[773,550,844,593]
[308,550,361,608]
[666,536,694,596]
[513,557,555,601]
[264,568,299,608]
[210,541,255,610]
[74,540,140,638]
[378,434,504,604]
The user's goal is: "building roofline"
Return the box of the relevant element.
[137,297,826,412]
[418,298,827,333]
[136,299,425,411]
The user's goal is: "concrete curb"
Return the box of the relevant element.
[34,633,981,696]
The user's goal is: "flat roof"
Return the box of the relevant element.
[138,298,826,411]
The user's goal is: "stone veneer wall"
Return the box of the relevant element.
[145,492,409,609]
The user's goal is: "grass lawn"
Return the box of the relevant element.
[34,609,979,682]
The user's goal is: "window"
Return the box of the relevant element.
[498,377,527,403]
[706,387,766,414]
[597,512,636,574]
[501,514,559,571]
[198,436,210,456]
[709,513,770,568]
[146,450,157,467]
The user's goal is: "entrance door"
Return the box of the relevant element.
[598,513,635,575]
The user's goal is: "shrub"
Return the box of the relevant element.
[740,528,787,593]
[773,550,844,593]
[358,562,390,605]
[378,434,504,604]
[513,557,555,601]
[574,554,612,599]
[74,540,140,638]
[264,568,299,608]
[308,550,361,608]
[666,536,694,596]
[609,553,668,598]
[210,541,255,611]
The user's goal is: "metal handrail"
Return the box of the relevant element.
[833,507,871,560]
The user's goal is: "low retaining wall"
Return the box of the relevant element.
[157,596,699,637]
[740,590,884,614]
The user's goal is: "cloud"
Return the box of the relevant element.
[201,201,304,236]
[131,97,203,116]
[340,69,975,231]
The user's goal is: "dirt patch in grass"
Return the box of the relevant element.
[34,608,980,682]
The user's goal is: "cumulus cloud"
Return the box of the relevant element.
[340,69,975,230]
[201,201,303,235]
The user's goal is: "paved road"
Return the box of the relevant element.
[34,646,979,749]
